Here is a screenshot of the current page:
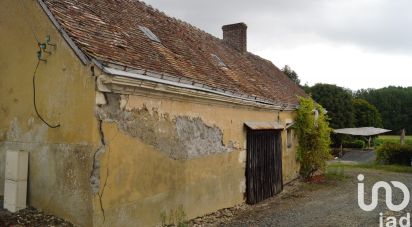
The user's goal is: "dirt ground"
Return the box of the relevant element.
[190,167,412,227]
[0,199,74,227]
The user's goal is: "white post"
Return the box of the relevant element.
[401,129,406,145]
[368,136,371,149]
[4,150,28,212]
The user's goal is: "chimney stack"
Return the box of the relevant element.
[222,23,247,53]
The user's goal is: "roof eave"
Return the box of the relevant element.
[94,59,298,111]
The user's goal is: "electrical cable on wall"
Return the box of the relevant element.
[19,0,60,128]
[32,60,61,128]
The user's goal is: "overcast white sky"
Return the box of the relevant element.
[143,0,412,91]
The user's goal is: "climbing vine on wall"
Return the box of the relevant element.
[295,96,332,179]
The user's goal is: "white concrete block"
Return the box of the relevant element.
[3,203,25,213]
[4,179,27,212]
[5,150,29,181]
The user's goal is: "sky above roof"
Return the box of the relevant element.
[143,0,412,91]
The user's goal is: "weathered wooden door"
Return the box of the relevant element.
[246,129,282,204]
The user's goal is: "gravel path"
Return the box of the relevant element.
[191,168,412,227]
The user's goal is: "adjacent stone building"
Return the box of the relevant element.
[0,0,306,226]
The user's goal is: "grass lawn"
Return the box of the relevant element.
[375,135,412,146]
[328,162,412,174]
[379,135,412,140]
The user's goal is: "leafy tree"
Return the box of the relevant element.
[352,98,383,128]
[295,97,332,179]
[301,83,312,94]
[281,65,300,85]
[307,83,354,129]
[355,87,412,134]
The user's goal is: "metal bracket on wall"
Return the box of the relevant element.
[37,35,56,62]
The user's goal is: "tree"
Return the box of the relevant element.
[281,65,300,85]
[301,82,312,94]
[295,97,332,179]
[352,98,383,128]
[356,86,412,134]
[307,83,354,129]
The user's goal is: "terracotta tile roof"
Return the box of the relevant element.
[43,0,306,106]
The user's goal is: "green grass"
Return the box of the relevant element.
[379,135,412,140]
[325,166,348,181]
[375,135,412,146]
[328,162,412,174]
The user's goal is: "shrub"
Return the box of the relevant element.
[295,97,332,179]
[342,139,365,149]
[375,142,412,165]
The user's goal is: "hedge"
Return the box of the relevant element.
[375,142,412,165]
[342,140,365,149]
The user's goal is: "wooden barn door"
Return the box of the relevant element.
[246,129,283,204]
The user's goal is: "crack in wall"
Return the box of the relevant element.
[90,119,106,193]
[90,118,107,220]
[97,168,109,222]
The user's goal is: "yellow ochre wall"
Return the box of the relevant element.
[93,93,300,226]
[0,1,97,226]
[1,1,300,226]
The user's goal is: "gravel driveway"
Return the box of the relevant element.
[191,167,412,227]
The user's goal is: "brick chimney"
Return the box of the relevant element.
[222,23,247,53]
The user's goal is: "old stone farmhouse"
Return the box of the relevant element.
[0,0,306,226]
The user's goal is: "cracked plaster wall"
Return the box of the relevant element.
[1,1,301,226]
[96,93,236,160]
[92,92,300,226]
[91,93,245,224]
[0,1,97,226]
